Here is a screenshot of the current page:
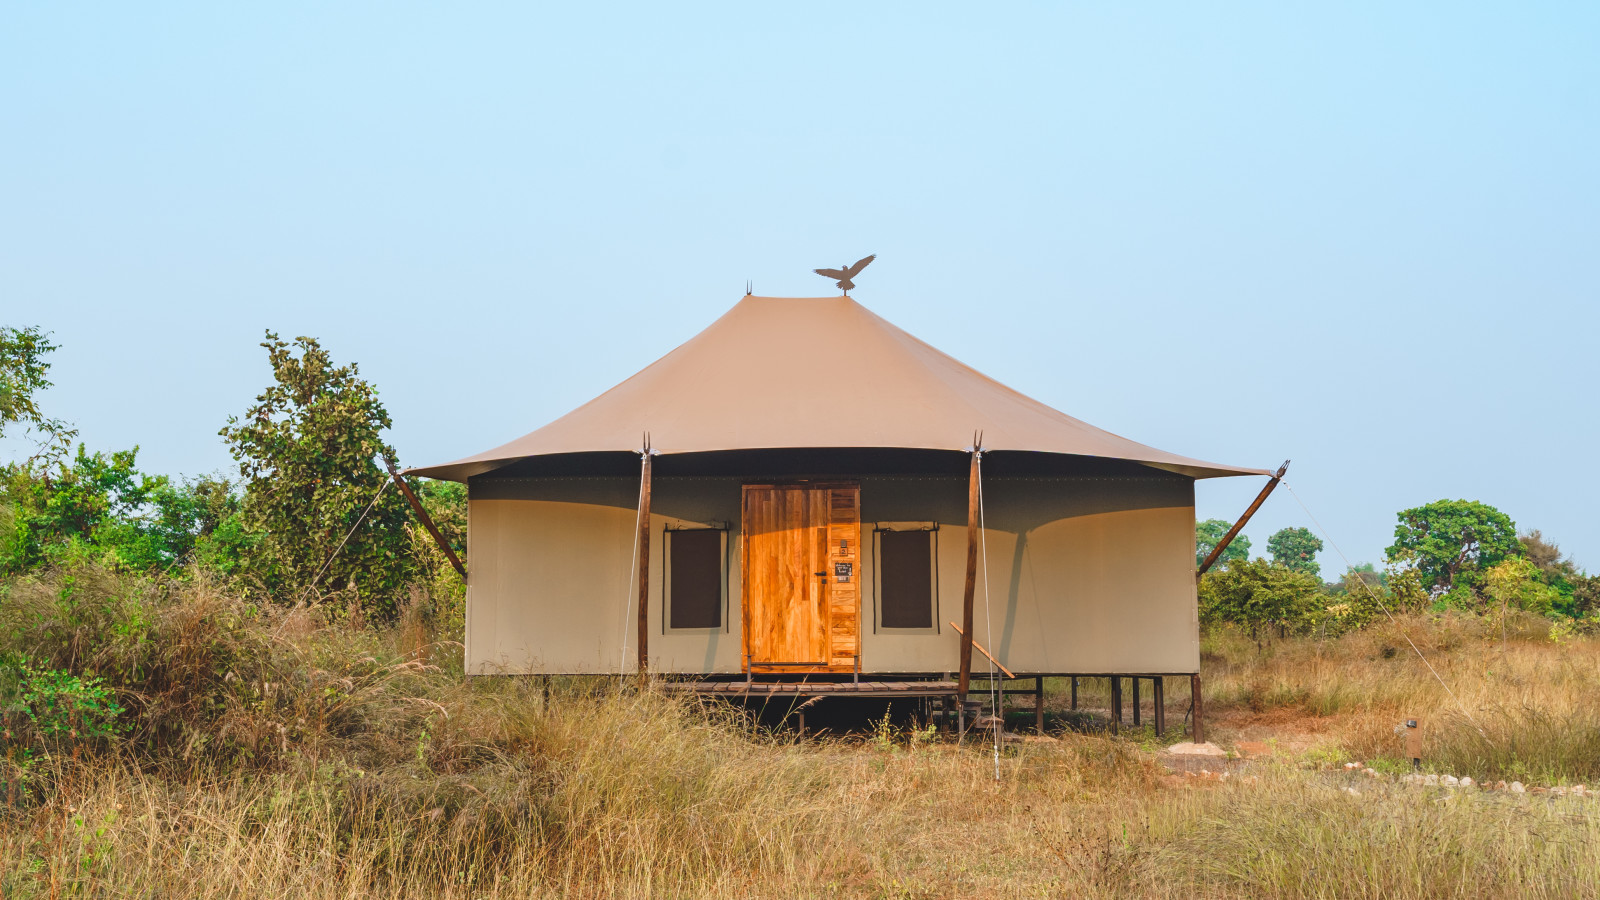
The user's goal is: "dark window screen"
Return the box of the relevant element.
[879,530,933,629]
[669,530,722,629]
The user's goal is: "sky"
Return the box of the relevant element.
[3,3,1597,573]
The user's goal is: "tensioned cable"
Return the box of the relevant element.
[618,453,647,673]
[976,450,1001,780]
[1280,480,1486,737]
[292,478,391,608]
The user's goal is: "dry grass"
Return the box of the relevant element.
[3,569,1600,898]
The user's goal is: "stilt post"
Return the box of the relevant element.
[1071,677,1078,710]
[1110,677,1123,734]
[1191,674,1205,743]
[1035,676,1045,734]
[957,444,981,698]
[1132,677,1142,727]
[1154,677,1166,735]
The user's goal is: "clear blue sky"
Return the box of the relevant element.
[4,3,1597,572]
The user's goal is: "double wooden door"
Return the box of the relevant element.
[741,484,860,673]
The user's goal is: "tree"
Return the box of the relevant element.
[1,445,182,571]
[219,333,411,616]
[1384,500,1519,597]
[1196,518,1250,568]
[0,326,77,466]
[1267,526,1324,578]
[1198,558,1323,642]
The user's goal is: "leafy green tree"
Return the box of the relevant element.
[0,326,77,465]
[0,445,191,571]
[1385,500,1519,597]
[1267,526,1324,578]
[1198,558,1323,642]
[219,332,410,616]
[1196,518,1250,568]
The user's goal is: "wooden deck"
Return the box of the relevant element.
[663,679,960,699]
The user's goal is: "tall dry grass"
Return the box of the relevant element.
[4,566,1600,898]
[1196,614,1600,783]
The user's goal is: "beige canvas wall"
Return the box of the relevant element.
[465,474,1198,676]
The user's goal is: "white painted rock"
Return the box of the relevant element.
[1460,777,1475,788]
[1510,781,1526,793]
[1167,742,1227,757]
[1442,775,1460,787]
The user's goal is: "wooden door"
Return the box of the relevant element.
[741,484,860,673]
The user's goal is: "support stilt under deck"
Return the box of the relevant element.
[1154,677,1166,735]
[1034,676,1045,734]
[1191,674,1205,743]
[1110,677,1122,735]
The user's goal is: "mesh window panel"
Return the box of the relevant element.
[669,530,722,629]
[880,530,933,629]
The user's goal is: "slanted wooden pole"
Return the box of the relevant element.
[1197,460,1290,577]
[1154,677,1166,735]
[636,450,653,678]
[948,622,1014,679]
[385,460,467,581]
[957,449,980,698]
[1191,674,1205,743]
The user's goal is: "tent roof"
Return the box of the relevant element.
[409,295,1269,482]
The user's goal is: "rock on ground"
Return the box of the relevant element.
[1166,742,1227,757]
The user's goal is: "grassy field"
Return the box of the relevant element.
[3,570,1599,898]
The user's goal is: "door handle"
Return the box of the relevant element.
[814,571,827,577]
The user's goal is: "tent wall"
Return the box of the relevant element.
[464,474,1198,676]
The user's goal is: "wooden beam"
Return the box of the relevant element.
[637,451,653,677]
[958,449,980,697]
[1197,460,1291,577]
[385,460,466,581]
[1191,674,1205,743]
[947,622,1015,679]
[1070,677,1078,710]
[1132,677,1142,727]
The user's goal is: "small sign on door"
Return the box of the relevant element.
[834,562,853,583]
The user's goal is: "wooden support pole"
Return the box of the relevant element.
[1198,460,1290,577]
[385,460,467,581]
[1154,677,1166,736]
[957,449,980,698]
[636,450,653,678]
[1035,676,1045,734]
[1132,677,1142,727]
[1071,677,1078,710]
[1191,674,1205,743]
[1110,677,1123,734]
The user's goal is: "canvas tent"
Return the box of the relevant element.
[409,294,1266,705]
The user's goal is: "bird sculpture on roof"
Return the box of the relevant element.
[814,254,876,294]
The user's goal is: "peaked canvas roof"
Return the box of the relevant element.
[410,295,1268,481]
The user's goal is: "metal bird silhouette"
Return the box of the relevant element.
[814,255,876,294]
